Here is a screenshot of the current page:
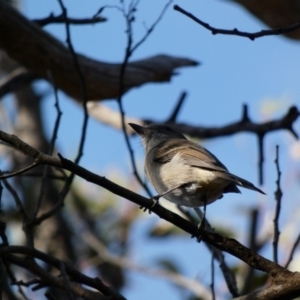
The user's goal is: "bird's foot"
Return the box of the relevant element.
[191,217,206,242]
[139,194,160,214]
[193,197,207,242]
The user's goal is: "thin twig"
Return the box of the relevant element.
[117,0,147,195]
[166,91,187,123]
[2,178,34,247]
[257,134,264,186]
[0,179,5,246]
[33,71,63,219]
[57,0,89,165]
[33,167,49,220]
[193,207,239,296]
[117,1,172,197]
[47,71,62,156]
[285,232,300,269]
[210,252,216,300]
[174,5,300,41]
[131,0,173,52]
[33,15,106,27]
[32,180,71,226]
[2,179,28,221]
[249,209,259,252]
[0,161,39,180]
[273,145,282,264]
[46,0,90,224]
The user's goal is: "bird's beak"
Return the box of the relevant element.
[128,123,146,136]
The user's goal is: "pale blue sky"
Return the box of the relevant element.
[16,1,300,299]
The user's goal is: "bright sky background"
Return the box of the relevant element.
[14,0,300,299]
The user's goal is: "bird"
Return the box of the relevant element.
[129,123,265,209]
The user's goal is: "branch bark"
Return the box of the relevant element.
[0,1,198,101]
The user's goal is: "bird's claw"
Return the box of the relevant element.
[191,220,205,243]
[139,195,160,214]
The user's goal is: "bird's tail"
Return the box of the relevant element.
[227,173,266,195]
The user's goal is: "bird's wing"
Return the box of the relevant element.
[152,139,228,172]
[181,143,265,194]
[180,145,265,194]
[152,139,266,195]
[151,139,182,163]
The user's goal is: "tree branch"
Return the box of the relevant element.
[87,103,299,140]
[174,5,300,41]
[0,1,198,101]
[33,14,106,27]
[158,105,299,140]
[273,145,282,264]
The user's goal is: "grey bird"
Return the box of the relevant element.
[129,123,265,208]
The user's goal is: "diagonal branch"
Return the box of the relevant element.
[285,232,300,269]
[0,129,291,277]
